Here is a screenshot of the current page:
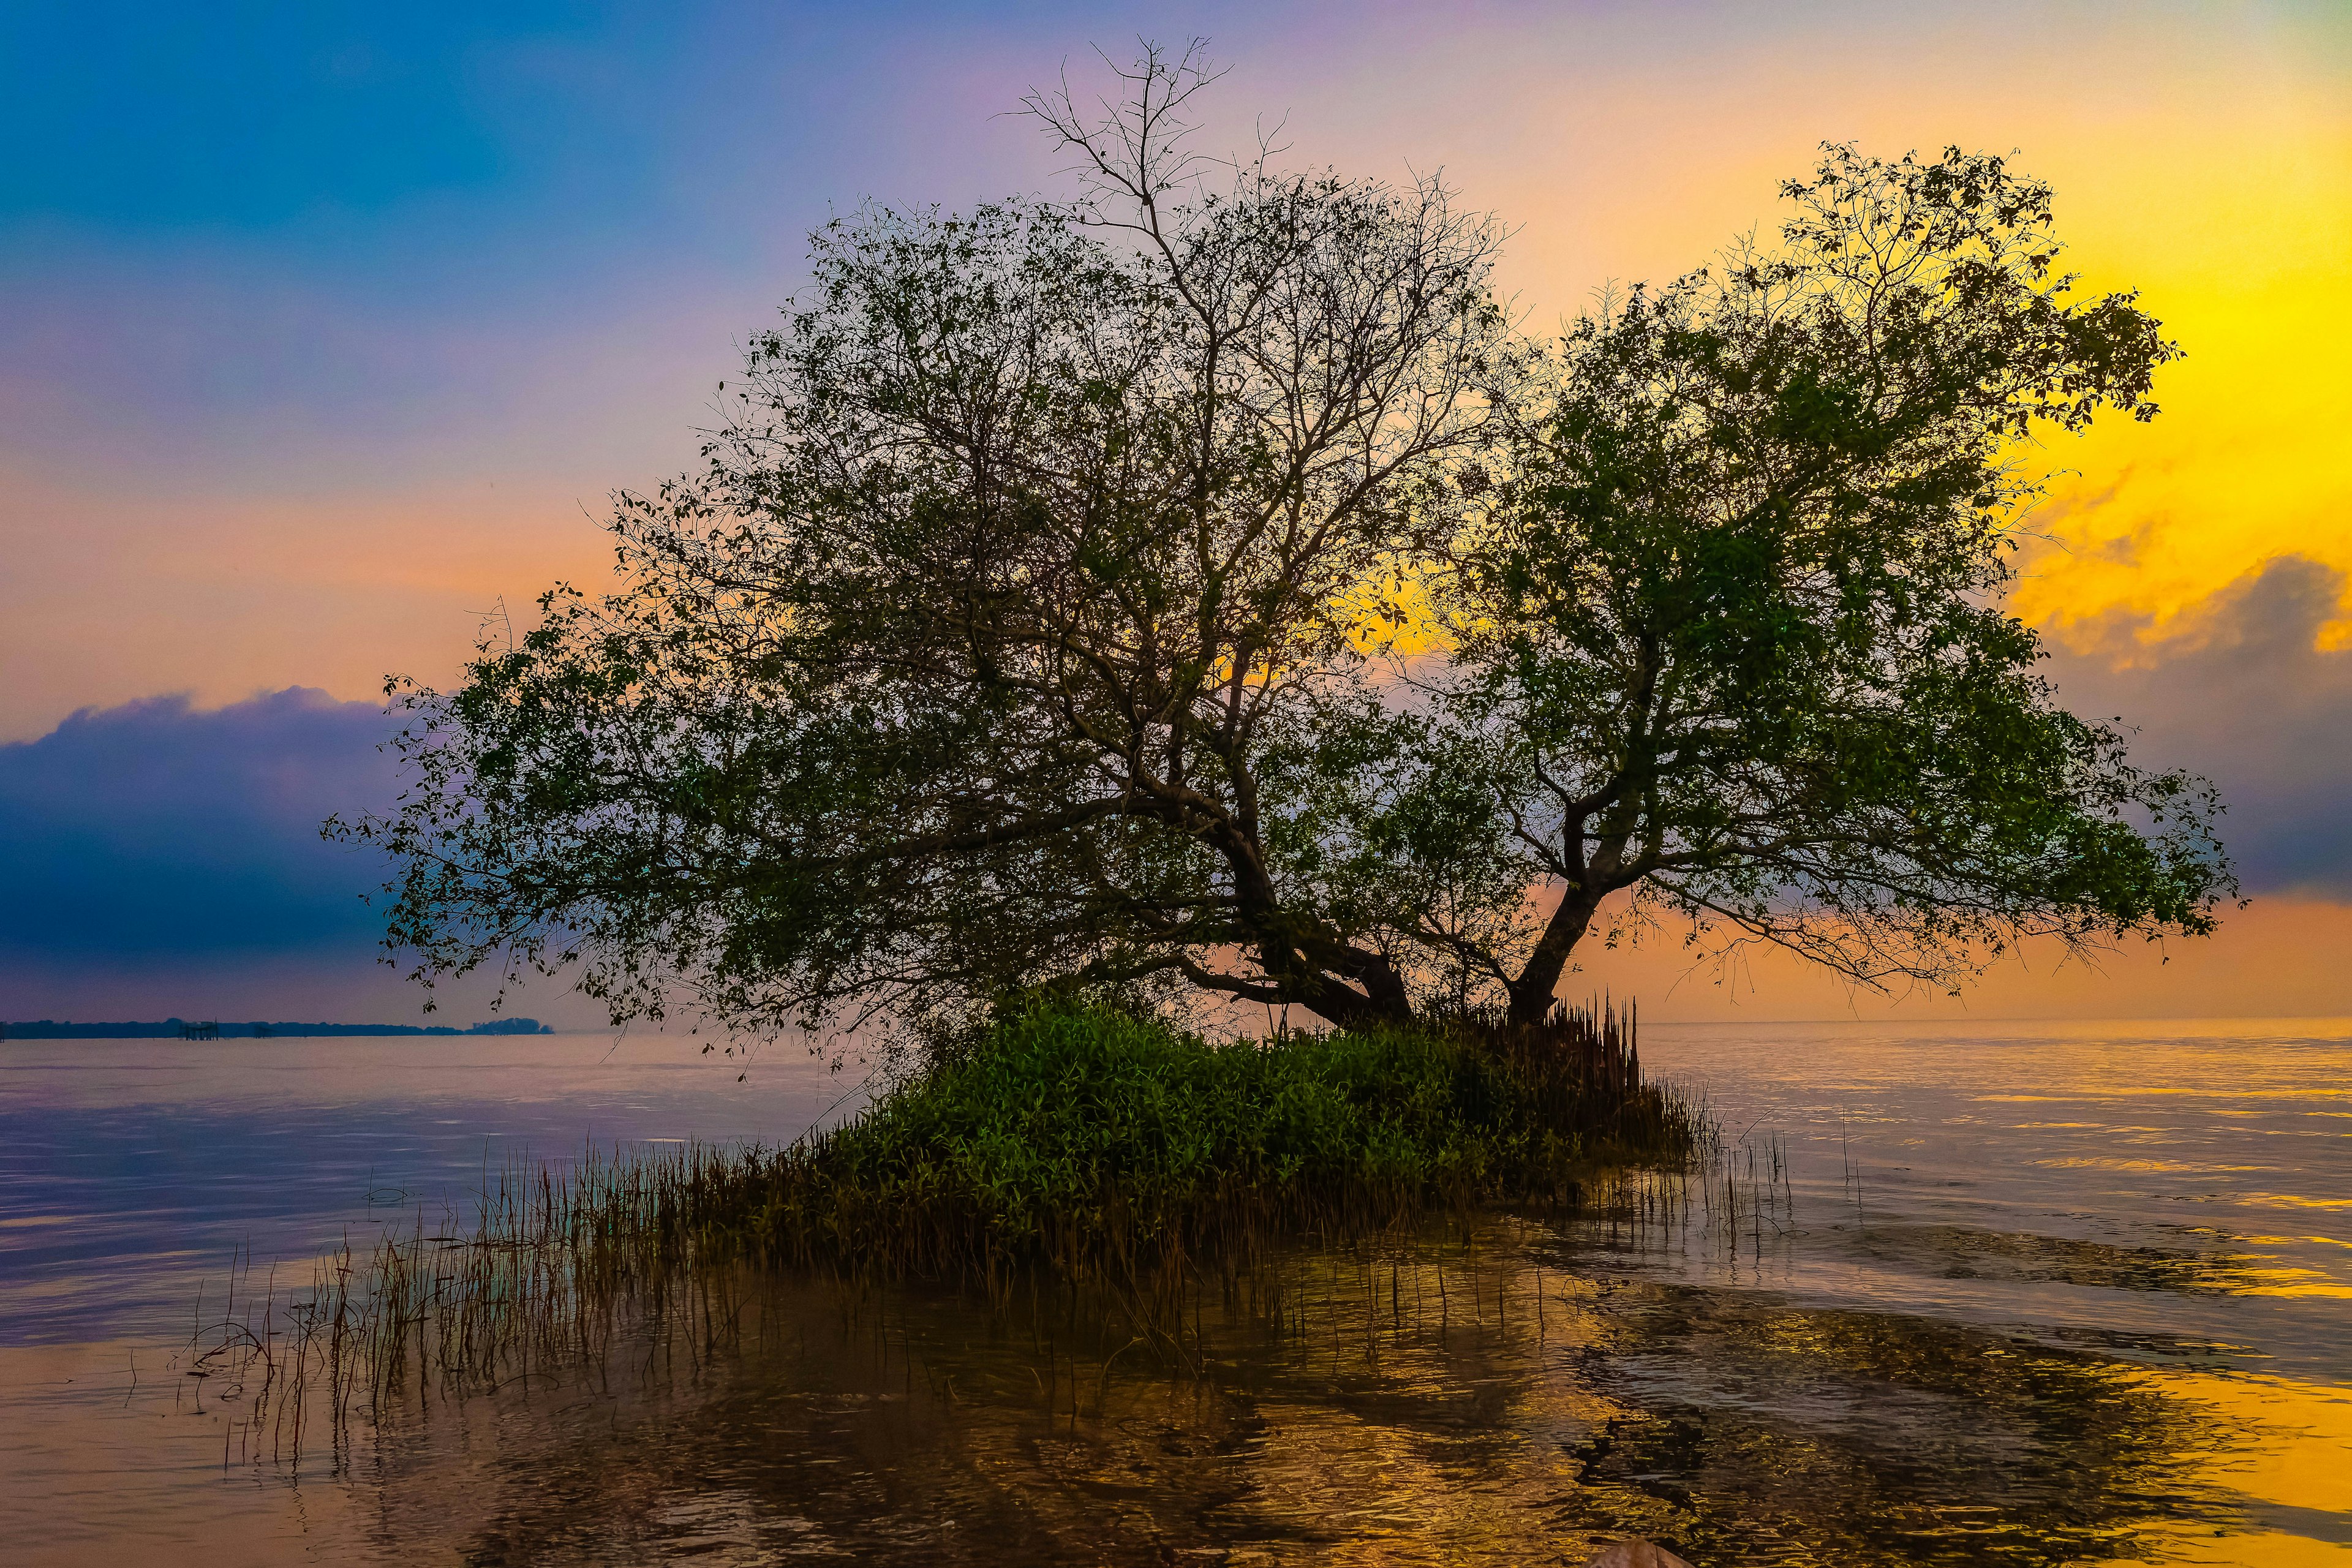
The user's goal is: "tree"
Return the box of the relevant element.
[341,45,1521,1035]
[337,74,2232,1039]
[1424,144,2234,1022]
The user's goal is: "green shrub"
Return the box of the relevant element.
[695,1005,1696,1290]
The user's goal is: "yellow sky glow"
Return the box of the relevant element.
[2013,102,2352,644]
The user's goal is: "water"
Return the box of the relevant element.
[0,1033,872,1344]
[1,1020,2346,1565]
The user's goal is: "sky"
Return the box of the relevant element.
[4,0,2348,1025]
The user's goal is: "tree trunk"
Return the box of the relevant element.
[1506,889,1601,1025]
[1271,946,1417,1031]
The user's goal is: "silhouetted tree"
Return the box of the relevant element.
[336,61,2231,1039]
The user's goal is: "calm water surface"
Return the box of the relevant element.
[2,1020,2346,1566]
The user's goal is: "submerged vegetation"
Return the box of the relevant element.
[183,1002,1698,1468]
[164,1017,2283,1564]
[172,1057,2264,1567]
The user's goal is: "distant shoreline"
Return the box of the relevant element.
[1,1019,553,1039]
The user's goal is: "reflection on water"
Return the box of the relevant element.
[2,1020,2347,1564]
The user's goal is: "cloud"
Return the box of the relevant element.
[0,688,396,958]
[2040,555,2352,899]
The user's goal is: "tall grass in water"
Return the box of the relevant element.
[182,1002,1699,1471]
[178,1147,730,1472]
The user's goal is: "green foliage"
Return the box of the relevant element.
[725,1004,1692,1283]
[1430,143,2234,1014]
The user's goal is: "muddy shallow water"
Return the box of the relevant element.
[2,1020,2346,1565]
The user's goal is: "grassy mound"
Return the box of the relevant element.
[701,1005,1697,1290]
[198,1005,1697,1425]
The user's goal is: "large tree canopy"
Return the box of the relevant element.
[339,57,2232,1037]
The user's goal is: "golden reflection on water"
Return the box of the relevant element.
[436,1227,2350,1563]
[11,1216,2346,1566]
[2111,1368,2352,1567]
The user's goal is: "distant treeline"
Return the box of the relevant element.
[1,1018,554,1039]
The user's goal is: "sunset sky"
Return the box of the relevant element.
[4,0,2347,1025]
